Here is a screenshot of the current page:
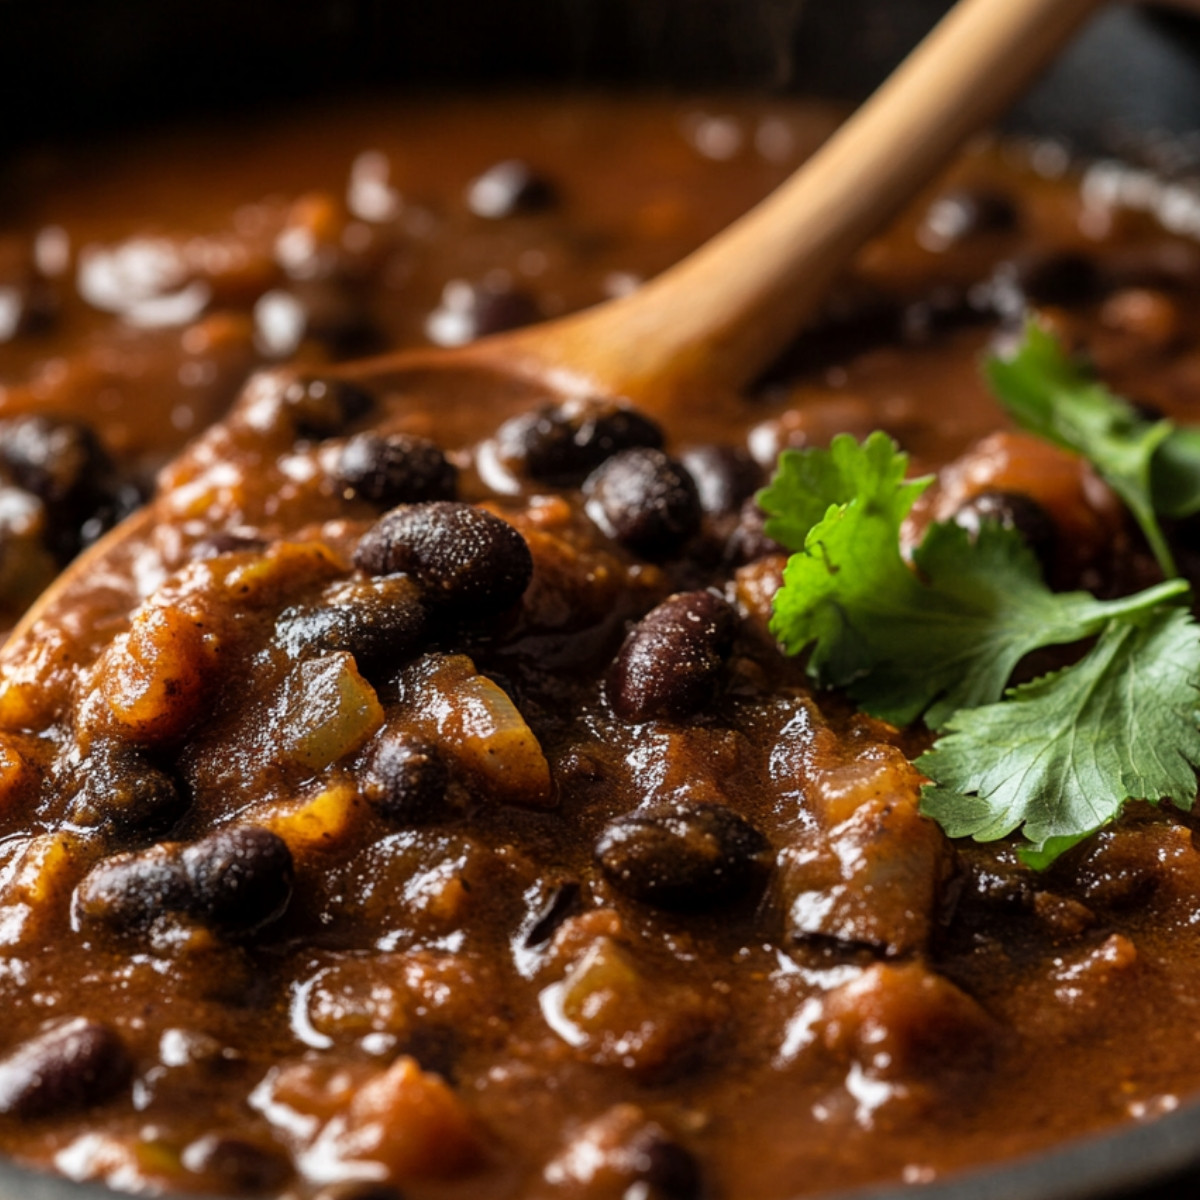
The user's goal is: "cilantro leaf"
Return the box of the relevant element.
[1152,425,1200,519]
[757,430,924,553]
[767,433,1189,728]
[918,606,1200,865]
[985,319,1177,576]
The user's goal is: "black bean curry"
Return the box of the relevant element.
[2,94,1200,1200]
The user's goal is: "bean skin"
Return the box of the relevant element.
[0,1019,131,1118]
[181,827,294,935]
[681,445,762,516]
[281,376,375,439]
[466,160,557,219]
[336,431,458,506]
[67,740,186,835]
[595,803,771,911]
[494,397,663,486]
[584,448,701,559]
[74,844,191,931]
[608,590,737,723]
[354,501,533,618]
[365,731,450,824]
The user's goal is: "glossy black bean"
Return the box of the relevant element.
[281,376,375,439]
[277,576,428,673]
[725,496,784,565]
[354,501,533,618]
[74,844,191,931]
[365,731,450,823]
[425,280,540,346]
[0,1018,131,1118]
[336,432,458,505]
[681,445,762,516]
[181,827,294,935]
[953,489,1058,571]
[0,415,110,511]
[584,448,700,559]
[626,1128,704,1200]
[921,187,1018,247]
[181,1133,292,1193]
[521,880,582,949]
[608,591,737,723]
[595,803,771,911]
[68,741,186,834]
[1014,251,1101,305]
[466,160,557,218]
[494,397,663,486]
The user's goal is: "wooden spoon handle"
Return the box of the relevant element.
[514,0,1102,405]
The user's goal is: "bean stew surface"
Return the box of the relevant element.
[3,94,1200,1198]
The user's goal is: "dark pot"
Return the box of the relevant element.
[2,3,1200,1198]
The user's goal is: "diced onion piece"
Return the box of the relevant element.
[277,653,383,772]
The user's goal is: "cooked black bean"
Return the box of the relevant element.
[522,880,582,949]
[336,432,458,505]
[494,397,663,485]
[595,803,771,911]
[608,590,737,723]
[681,445,762,516]
[425,280,540,346]
[626,1127,704,1200]
[181,827,294,935]
[365,731,449,823]
[466,160,557,219]
[277,576,428,672]
[921,187,1018,247]
[584,448,701,559]
[181,1132,292,1192]
[953,489,1057,570]
[68,741,186,834]
[1014,251,1101,305]
[354,501,533,617]
[281,376,375,439]
[725,496,784,565]
[0,415,110,511]
[74,844,191,931]
[0,1018,131,1118]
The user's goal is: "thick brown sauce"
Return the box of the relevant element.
[2,95,1200,1200]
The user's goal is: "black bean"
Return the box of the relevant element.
[336,432,458,506]
[595,803,771,911]
[680,445,762,517]
[521,880,582,949]
[466,160,557,219]
[0,415,110,511]
[921,187,1018,247]
[74,844,191,932]
[181,1132,292,1192]
[425,280,540,346]
[494,397,663,486]
[584,448,700,559]
[725,496,784,565]
[281,376,375,440]
[277,575,428,672]
[627,1128,704,1200]
[354,501,533,618]
[953,489,1057,571]
[1013,251,1101,305]
[365,731,449,824]
[68,741,186,834]
[608,591,737,723]
[0,1018,131,1118]
[182,827,294,935]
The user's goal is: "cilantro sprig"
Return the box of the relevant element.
[761,325,1200,867]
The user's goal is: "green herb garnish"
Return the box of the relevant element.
[762,324,1200,867]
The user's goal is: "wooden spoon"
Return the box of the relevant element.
[5,0,1099,653]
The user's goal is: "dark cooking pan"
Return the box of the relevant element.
[3,2,1200,1198]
